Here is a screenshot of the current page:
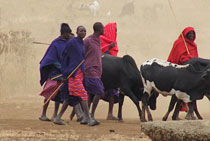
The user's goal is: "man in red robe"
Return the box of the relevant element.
[167,27,198,118]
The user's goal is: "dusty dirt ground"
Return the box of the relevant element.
[0,97,151,141]
[0,0,210,140]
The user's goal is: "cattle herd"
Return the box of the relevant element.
[102,54,210,122]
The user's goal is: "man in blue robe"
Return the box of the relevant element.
[39,23,74,121]
[53,26,98,126]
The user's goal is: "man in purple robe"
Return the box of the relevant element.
[83,22,104,124]
[39,23,74,121]
[53,26,98,126]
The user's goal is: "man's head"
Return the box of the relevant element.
[93,22,104,35]
[76,26,86,40]
[60,23,72,40]
[186,31,195,41]
[182,27,196,41]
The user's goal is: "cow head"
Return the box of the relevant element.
[202,69,210,94]
[148,91,159,110]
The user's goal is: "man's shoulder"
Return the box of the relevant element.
[84,35,92,45]
[84,34,95,40]
[51,37,67,46]
[67,37,77,44]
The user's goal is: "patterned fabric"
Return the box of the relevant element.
[40,79,62,100]
[68,69,88,101]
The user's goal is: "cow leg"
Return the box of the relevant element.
[185,101,196,120]
[141,93,150,122]
[194,100,203,120]
[162,95,177,121]
[117,94,124,122]
[126,90,144,122]
[172,100,182,120]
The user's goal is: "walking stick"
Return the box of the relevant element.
[33,41,50,45]
[168,0,190,55]
[43,59,85,107]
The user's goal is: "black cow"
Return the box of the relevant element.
[140,58,210,122]
[102,54,158,122]
[162,58,210,121]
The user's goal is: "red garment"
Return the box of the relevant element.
[168,27,198,112]
[40,79,62,100]
[100,22,118,56]
[167,27,198,65]
[68,69,88,101]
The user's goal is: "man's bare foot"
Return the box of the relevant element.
[53,118,67,125]
[88,119,100,126]
[50,117,56,122]
[39,116,51,122]
[107,116,118,120]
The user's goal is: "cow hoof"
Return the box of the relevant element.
[185,114,195,120]
[141,119,147,122]
[198,117,203,120]
[118,119,124,122]
[107,116,118,120]
[148,117,153,121]
[162,117,167,121]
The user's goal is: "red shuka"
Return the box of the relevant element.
[100,22,118,56]
[168,27,199,112]
[167,27,198,65]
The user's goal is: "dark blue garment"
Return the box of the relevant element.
[40,37,68,86]
[59,81,81,106]
[61,37,85,79]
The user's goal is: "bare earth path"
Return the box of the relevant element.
[0,97,150,141]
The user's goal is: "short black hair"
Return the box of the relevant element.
[76,25,84,32]
[60,23,72,34]
[93,22,103,32]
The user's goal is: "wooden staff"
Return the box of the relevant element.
[51,74,62,80]
[32,41,50,45]
[168,0,190,55]
[43,59,85,107]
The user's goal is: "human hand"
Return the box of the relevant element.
[109,42,115,49]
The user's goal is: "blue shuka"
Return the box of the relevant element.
[40,36,68,86]
[60,37,85,104]
[61,37,85,79]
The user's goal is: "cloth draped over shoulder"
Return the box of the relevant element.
[40,37,68,86]
[100,22,118,56]
[167,27,198,65]
[61,37,85,79]
[84,34,102,78]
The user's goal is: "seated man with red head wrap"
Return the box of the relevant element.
[100,22,120,120]
[168,27,198,64]
[167,27,198,118]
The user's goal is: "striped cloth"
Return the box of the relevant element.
[68,69,88,101]
[40,79,62,100]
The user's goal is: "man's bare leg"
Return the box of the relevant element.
[54,98,70,125]
[90,95,101,122]
[75,103,84,122]
[51,102,60,121]
[80,100,99,126]
[39,99,51,121]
